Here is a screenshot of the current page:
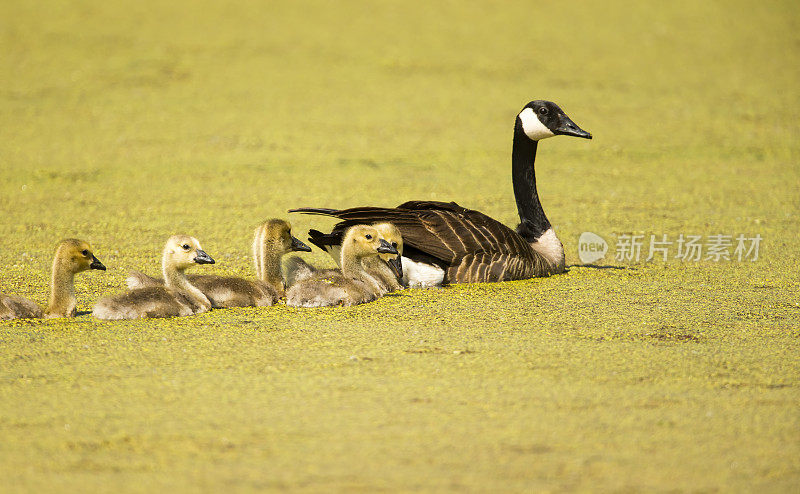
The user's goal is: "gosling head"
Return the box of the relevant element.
[344,225,398,260]
[56,238,106,273]
[517,100,592,141]
[258,218,312,254]
[373,222,403,280]
[164,235,215,270]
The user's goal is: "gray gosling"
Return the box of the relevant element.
[0,239,106,320]
[286,225,398,308]
[125,219,311,306]
[92,235,215,320]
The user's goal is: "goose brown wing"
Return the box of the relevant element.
[291,206,451,263]
[290,202,534,266]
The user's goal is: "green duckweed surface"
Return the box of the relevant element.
[1,1,798,492]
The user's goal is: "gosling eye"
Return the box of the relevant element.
[81,249,89,256]
[538,106,549,115]
[391,242,398,248]
[182,244,191,250]
[365,234,372,240]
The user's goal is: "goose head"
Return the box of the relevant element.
[344,225,399,260]
[517,100,592,141]
[56,238,106,273]
[373,222,403,280]
[259,218,312,254]
[164,235,215,270]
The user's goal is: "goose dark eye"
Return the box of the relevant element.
[365,234,372,240]
[538,107,548,115]
[182,244,190,250]
[81,249,89,256]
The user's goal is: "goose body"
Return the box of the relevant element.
[0,239,105,320]
[127,272,273,307]
[92,235,215,320]
[125,219,311,308]
[0,291,44,320]
[290,100,591,285]
[286,225,399,307]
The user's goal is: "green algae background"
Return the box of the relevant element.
[1,0,799,491]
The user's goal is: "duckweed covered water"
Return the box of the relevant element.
[1,0,798,491]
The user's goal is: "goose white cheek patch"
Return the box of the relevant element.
[519,107,555,141]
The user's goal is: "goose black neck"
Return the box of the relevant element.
[512,123,550,242]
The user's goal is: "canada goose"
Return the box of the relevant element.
[125,219,311,307]
[303,222,404,291]
[0,239,106,320]
[92,235,215,320]
[286,225,398,307]
[290,100,591,284]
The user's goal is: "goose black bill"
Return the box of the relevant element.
[291,236,312,252]
[89,255,106,271]
[555,113,592,139]
[376,239,398,255]
[388,256,403,280]
[194,249,215,264]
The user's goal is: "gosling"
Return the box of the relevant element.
[367,222,403,292]
[92,235,214,320]
[0,239,106,320]
[286,225,398,307]
[126,219,311,307]
[287,222,403,294]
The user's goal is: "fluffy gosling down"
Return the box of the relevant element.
[251,218,312,297]
[286,225,399,308]
[291,222,404,294]
[364,222,403,292]
[92,235,215,320]
[0,239,106,320]
[125,219,311,307]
